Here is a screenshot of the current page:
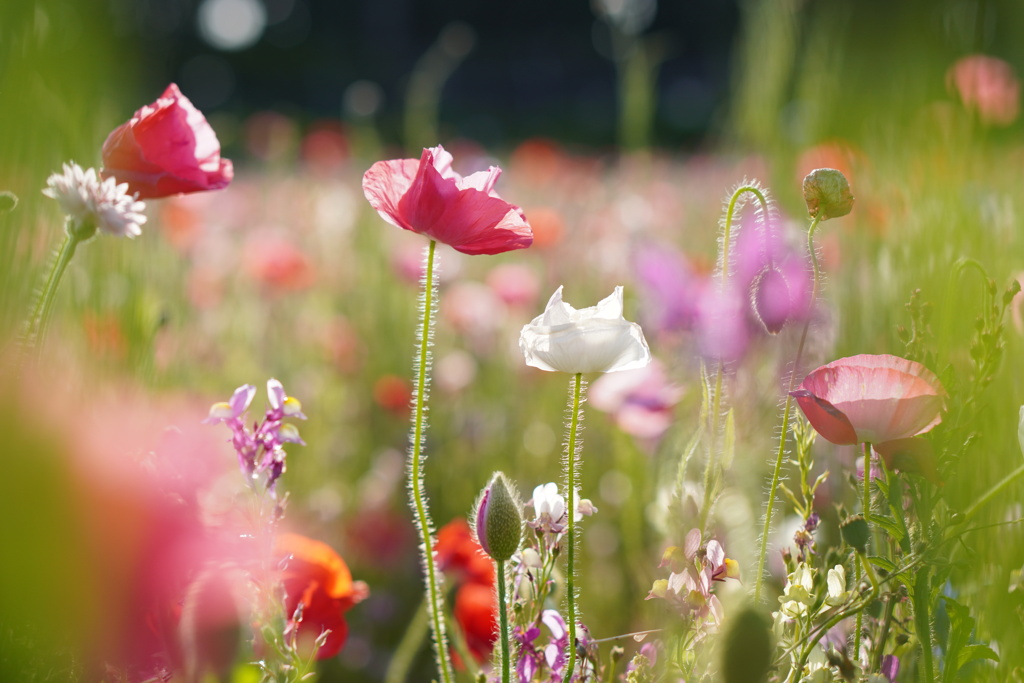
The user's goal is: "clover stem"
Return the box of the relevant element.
[25,229,82,357]
[408,239,453,683]
[754,214,823,602]
[497,558,511,683]
[564,371,585,683]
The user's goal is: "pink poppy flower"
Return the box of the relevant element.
[947,54,1021,127]
[791,354,945,446]
[102,84,233,199]
[362,145,533,255]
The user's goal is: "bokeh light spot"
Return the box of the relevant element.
[197,0,266,51]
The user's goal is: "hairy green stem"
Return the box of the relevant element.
[25,230,81,355]
[409,240,453,683]
[914,569,935,682]
[564,372,584,683]
[754,214,823,602]
[497,558,511,683]
[698,184,771,533]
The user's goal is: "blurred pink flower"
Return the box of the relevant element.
[486,263,541,309]
[363,145,533,255]
[633,243,705,335]
[102,83,233,199]
[733,212,813,334]
[695,283,751,363]
[791,354,946,446]
[590,359,684,441]
[243,234,317,292]
[947,54,1021,126]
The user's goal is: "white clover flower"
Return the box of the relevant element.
[519,286,651,374]
[43,162,146,238]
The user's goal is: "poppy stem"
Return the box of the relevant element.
[754,214,823,603]
[23,229,82,359]
[497,558,511,683]
[408,239,453,683]
[564,371,585,683]
[699,184,771,533]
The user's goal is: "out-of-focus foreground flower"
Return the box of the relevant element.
[791,354,946,447]
[362,144,533,255]
[947,54,1021,127]
[102,83,233,199]
[275,533,369,660]
[519,285,651,374]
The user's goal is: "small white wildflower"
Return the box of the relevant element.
[43,162,146,238]
[826,564,850,606]
[779,564,816,620]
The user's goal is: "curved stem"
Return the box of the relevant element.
[754,215,823,602]
[409,240,453,683]
[497,558,511,683]
[25,230,81,355]
[698,184,770,534]
[564,372,584,683]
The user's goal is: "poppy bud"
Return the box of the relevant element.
[473,472,523,562]
[840,514,869,553]
[802,168,854,220]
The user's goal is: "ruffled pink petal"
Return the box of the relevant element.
[362,157,422,231]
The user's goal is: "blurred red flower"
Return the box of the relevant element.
[362,145,532,255]
[276,533,368,660]
[791,354,945,447]
[102,83,233,199]
[435,519,497,663]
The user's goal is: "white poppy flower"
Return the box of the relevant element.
[519,285,652,374]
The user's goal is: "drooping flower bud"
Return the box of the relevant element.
[840,514,869,553]
[750,265,794,334]
[802,168,854,220]
[473,472,523,562]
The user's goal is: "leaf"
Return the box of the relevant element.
[867,514,905,543]
[721,408,736,469]
[956,644,999,670]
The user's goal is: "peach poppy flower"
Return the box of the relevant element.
[791,354,945,446]
[276,533,368,660]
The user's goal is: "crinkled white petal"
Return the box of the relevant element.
[42,161,146,238]
[521,286,651,374]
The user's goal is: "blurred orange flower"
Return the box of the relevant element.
[276,533,368,660]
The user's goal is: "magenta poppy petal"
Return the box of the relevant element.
[362,157,422,231]
[791,389,859,445]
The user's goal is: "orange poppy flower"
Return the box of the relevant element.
[276,533,368,660]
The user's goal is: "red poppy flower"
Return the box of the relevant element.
[435,519,498,664]
[362,145,533,255]
[276,533,367,660]
[102,83,233,199]
[791,354,945,446]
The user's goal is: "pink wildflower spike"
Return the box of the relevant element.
[683,528,702,560]
[362,145,532,255]
[791,354,946,446]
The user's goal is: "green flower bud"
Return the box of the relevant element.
[721,604,773,683]
[473,472,523,562]
[840,514,869,553]
[803,168,854,220]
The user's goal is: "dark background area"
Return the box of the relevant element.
[107,0,741,150]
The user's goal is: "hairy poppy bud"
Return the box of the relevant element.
[840,514,870,553]
[474,472,523,562]
[803,168,854,220]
